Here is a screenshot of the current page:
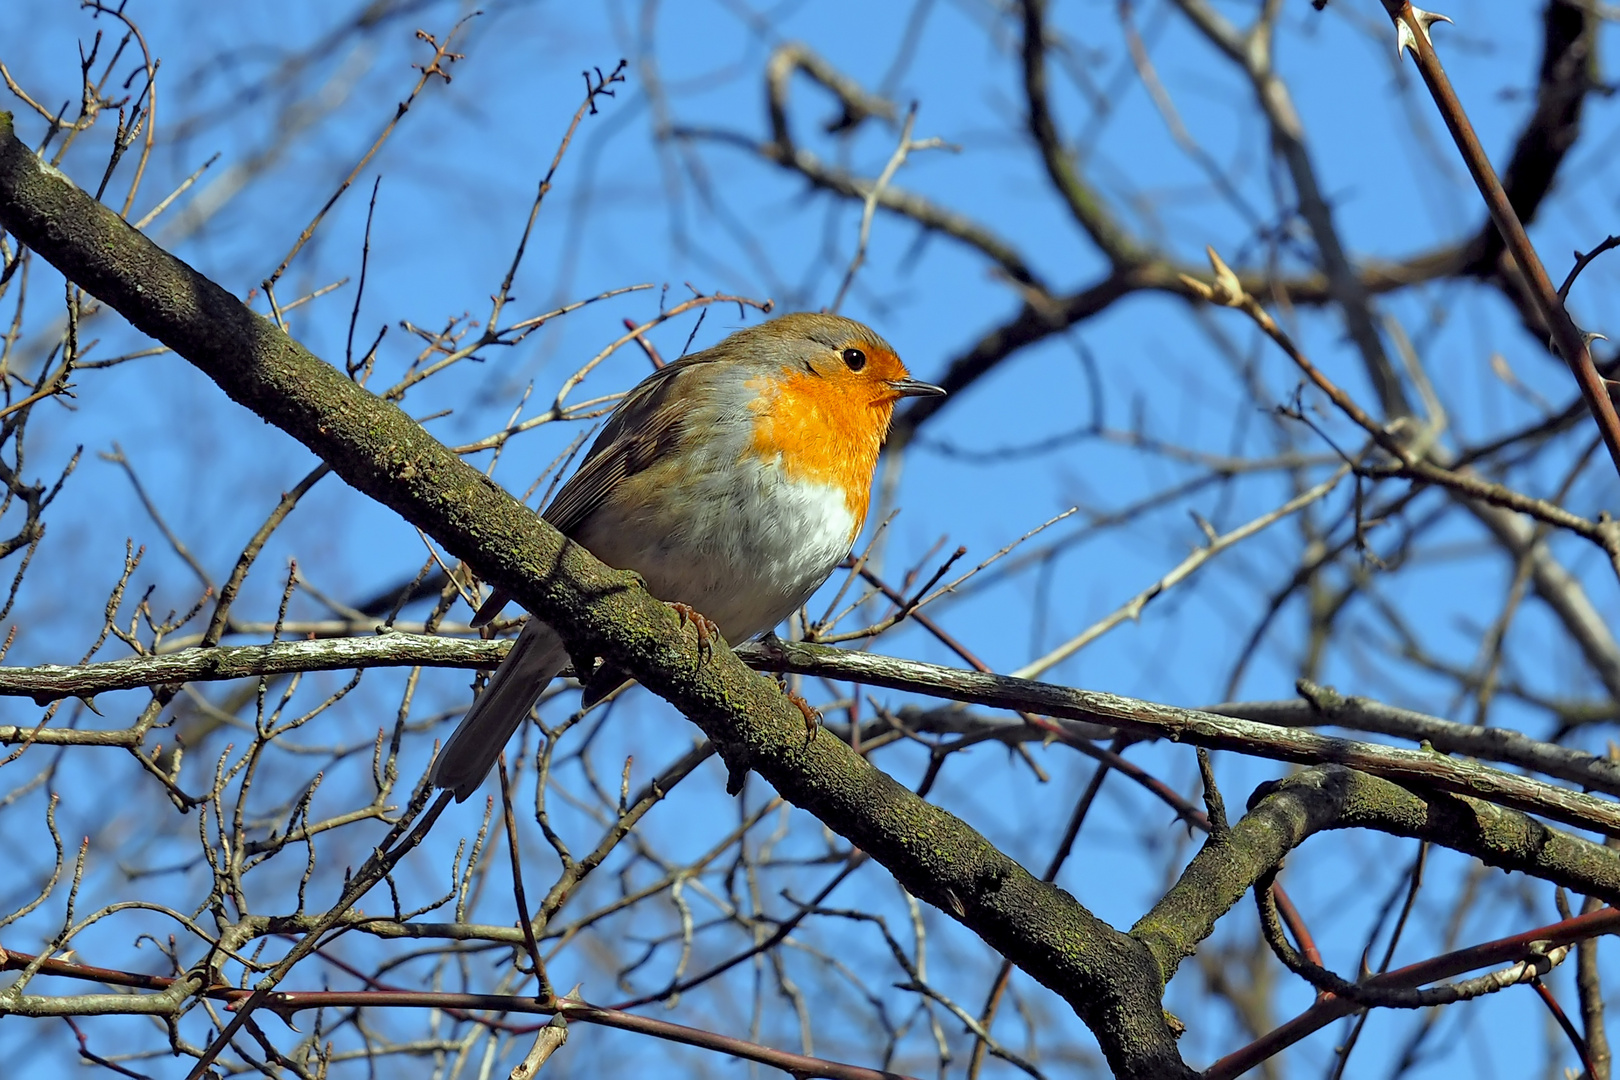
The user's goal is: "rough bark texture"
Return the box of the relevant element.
[0,112,1193,1078]
[1136,766,1620,984]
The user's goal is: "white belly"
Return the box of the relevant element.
[570,453,858,642]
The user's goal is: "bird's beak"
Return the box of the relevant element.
[886,378,946,399]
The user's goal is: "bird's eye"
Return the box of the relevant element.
[841,347,867,371]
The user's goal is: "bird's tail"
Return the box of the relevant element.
[430,618,567,801]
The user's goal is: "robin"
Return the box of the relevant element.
[430,312,944,800]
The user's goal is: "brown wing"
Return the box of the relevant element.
[468,352,722,628]
[540,357,708,536]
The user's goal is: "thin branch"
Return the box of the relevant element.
[1380,0,1620,474]
[829,102,952,313]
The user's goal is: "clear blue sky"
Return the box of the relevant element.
[2,1,1616,1076]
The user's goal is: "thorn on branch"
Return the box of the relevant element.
[1395,7,1453,60]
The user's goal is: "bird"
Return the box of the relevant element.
[430,312,944,800]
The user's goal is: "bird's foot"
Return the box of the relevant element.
[669,602,720,662]
[790,691,822,741]
[773,672,821,741]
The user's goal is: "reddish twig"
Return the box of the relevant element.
[1380,0,1620,476]
[1531,977,1600,1080]
[1203,906,1620,1079]
[623,316,666,368]
[63,1016,152,1080]
[181,788,453,1080]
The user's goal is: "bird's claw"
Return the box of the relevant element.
[785,686,821,742]
[669,602,719,662]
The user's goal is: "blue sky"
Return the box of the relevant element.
[2,1,1618,1076]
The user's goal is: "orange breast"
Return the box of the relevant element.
[744,368,893,537]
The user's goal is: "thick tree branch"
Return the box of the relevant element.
[0,111,1190,1080]
[1135,765,1620,986]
